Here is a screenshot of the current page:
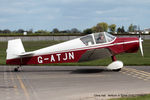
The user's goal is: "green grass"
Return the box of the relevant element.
[110,94,150,100]
[0,40,150,65]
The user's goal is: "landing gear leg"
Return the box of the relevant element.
[110,56,122,72]
[14,58,23,72]
[111,56,117,61]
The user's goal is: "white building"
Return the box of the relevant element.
[23,31,27,35]
[142,28,150,34]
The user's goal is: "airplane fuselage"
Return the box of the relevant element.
[6,33,139,65]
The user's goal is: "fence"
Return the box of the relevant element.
[0,35,149,41]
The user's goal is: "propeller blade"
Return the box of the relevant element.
[139,37,144,56]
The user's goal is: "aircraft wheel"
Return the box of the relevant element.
[14,68,19,72]
[113,68,121,72]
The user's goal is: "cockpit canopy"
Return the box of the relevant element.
[80,32,116,46]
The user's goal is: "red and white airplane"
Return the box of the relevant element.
[6,32,143,71]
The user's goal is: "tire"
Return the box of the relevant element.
[113,68,121,72]
[14,68,19,72]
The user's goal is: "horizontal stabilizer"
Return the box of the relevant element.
[18,52,34,57]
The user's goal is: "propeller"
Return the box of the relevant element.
[139,35,144,56]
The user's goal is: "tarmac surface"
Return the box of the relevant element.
[1,65,150,100]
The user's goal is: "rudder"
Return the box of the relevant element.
[6,39,25,60]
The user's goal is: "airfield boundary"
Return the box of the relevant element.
[0,35,150,41]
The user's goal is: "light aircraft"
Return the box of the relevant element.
[6,32,143,72]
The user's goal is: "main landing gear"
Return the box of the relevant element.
[14,66,21,72]
[106,56,124,72]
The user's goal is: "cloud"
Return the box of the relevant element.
[0,0,149,30]
[0,18,10,23]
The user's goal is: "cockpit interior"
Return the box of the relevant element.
[80,32,116,46]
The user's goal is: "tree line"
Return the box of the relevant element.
[0,22,145,35]
[0,28,81,35]
[83,22,141,34]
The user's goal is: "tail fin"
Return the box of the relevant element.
[6,39,25,60]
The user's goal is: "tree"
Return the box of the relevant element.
[97,22,108,32]
[83,28,93,34]
[137,25,141,31]
[121,26,125,33]
[3,29,11,34]
[96,24,103,32]
[92,26,98,32]
[35,30,49,34]
[59,29,71,33]
[52,28,59,33]
[0,30,2,33]
[117,26,125,34]
[70,28,80,33]
[92,22,108,32]
[28,29,33,33]
[17,29,24,33]
[117,27,122,33]
[128,24,134,32]
[65,30,71,33]
[133,25,137,31]
[109,24,116,33]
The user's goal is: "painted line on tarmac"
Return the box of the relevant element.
[9,69,19,97]
[17,75,30,100]
[123,68,150,78]
[121,67,150,81]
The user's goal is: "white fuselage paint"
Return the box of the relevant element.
[33,39,138,56]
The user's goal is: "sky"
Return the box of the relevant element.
[0,0,150,31]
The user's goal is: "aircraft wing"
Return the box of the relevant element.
[79,48,112,62]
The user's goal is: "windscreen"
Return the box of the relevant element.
[80,34,94,46]
[105,32,116,42]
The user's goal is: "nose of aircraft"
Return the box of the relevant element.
[121,37,140,53]
[123,36,144,55]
